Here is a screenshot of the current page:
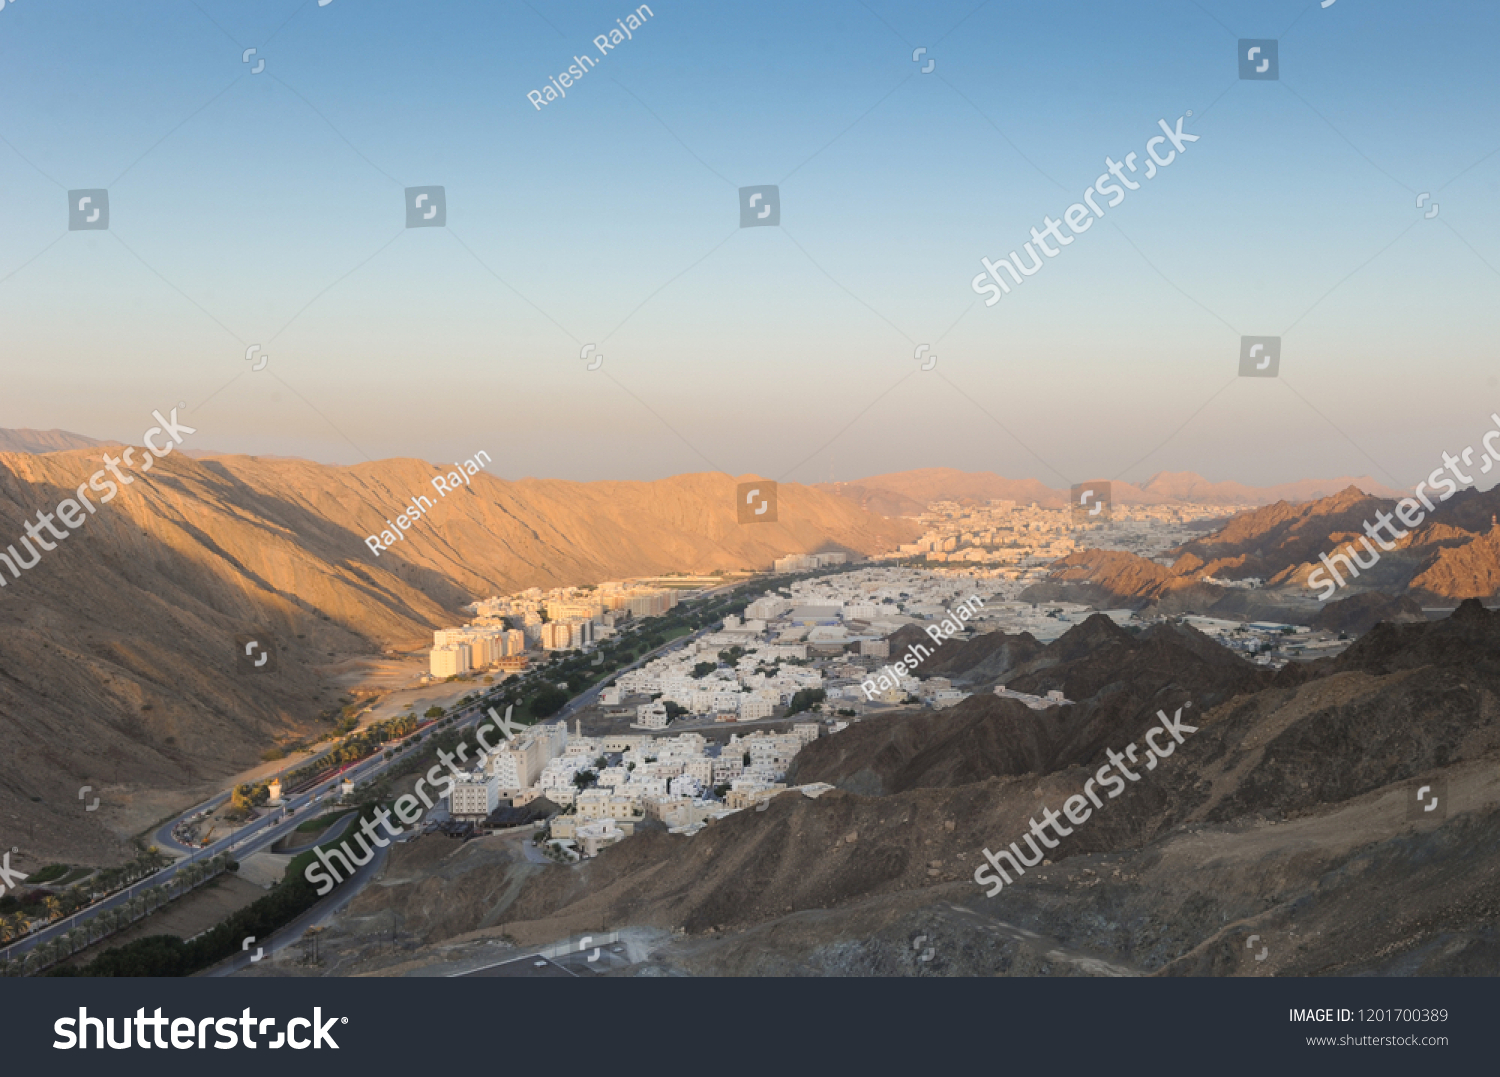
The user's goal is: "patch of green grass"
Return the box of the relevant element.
[294,807,356,833]
[25,864,69,884]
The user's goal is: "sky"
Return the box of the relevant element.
[1,0,1498,492]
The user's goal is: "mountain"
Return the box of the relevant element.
[1133,470,1404,505]
[792,616,1266,796]
[817,468,1405,516]
[1308,591,1427,635]
[883,623,1044,685]
[1021,485,1500,616]
[0,428,120,454]
[0,448,917,858]
[324,603,1500,977]
[819,469,1064,512]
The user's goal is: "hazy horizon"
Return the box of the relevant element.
[2,0,1497,493]
[0,423,1441,499]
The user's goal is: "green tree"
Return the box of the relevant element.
[529,686,569,718]
[787,688,827,716]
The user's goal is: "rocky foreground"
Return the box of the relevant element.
[294,603,1500,977]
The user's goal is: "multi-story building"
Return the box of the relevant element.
[607,589,677,617]
[636,701,669,729]
[745,596,789,621]
[575,788,614,821]
[683,758,714,786]
[738,697,774,721]
[450,774,499,818]
[486,720,567,790]
[669,774,702,798]
[547,600,602,621]
[596,766,630,788]
[430,644,472,678]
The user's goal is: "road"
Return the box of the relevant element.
[205,819,391,977]
[4,586,742,969]
[2,681,510,966]
[456,953,576,978]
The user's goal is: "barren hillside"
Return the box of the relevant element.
[0,447,916,857]
[320,605,1500,977]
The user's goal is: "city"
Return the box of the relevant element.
[0,0,1494,1066]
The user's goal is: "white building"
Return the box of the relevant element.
[636,701,669,729]
[745,596,789,621]
[576,788,614,821]
[576,819,625,858]
[669,774,702,798]
[430,644,472,678]
[738,697,774,721]
[451,774,499,818]
[487,720,568,789]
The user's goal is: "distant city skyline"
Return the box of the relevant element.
[2,1,1498,491]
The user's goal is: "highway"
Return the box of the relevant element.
[1,680,510,967]
[4,587,740,971]
[205,812,387,977]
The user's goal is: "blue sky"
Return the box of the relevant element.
[1,0,1497,490]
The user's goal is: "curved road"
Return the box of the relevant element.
[1,682,510,967]
[3,589,739,970]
